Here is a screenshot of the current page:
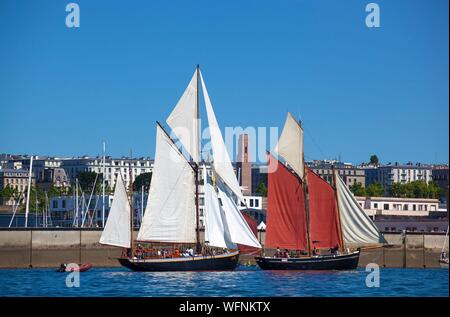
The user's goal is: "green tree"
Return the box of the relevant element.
[19,185,46,213]
[133,172,152,192]
[389,182,406,198]
[0,185,19,202]
[77,171,102,194]
[427,181,442,199]
[369,155,379,165]
[349,182,367,197]
[255,181,268,197]
[366,182,384,197]
[389,180,442,199]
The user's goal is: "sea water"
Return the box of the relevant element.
[0,266,447,297]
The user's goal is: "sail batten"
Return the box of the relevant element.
[137,124,196,243]
[99,175,131,248]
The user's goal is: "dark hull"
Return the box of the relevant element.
[255,251,360,270]
[118,251,240,272]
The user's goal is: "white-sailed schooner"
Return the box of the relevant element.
[101,66,261,271]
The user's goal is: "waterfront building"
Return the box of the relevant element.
[60,156,154,190]
[308,160,366,187]
[49,193,147,227]
[374,217,448,233]
[0,169,35,205]
[364,162,433,189]
[354,196,441,217]
[432,164,449,203]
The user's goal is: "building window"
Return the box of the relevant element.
[383,204,389,210]
[255,199,259,208]
[53,200,58,209]
[374,203,378,209]
[249,199,254,207]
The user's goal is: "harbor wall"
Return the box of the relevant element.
[0,229,447,268]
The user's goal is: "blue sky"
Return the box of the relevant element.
[0,0,448,164]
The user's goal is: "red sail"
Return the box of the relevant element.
[238,212,260,255]
[306,168,342,249]
[265,154,308,250]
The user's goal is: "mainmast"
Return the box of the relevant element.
[129,149,134,257]
[299,120,312,256]
[331,166,345,253]
[195,64,201,254]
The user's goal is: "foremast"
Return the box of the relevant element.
[194,64,201,254]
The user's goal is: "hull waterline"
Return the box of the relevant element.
[118,251,240,271]
[255,251,360,270]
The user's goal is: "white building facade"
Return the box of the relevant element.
[355,196,440,217]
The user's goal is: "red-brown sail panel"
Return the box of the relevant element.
[306,168,342,249]
[238,212,260,255]
[265,154,308,250]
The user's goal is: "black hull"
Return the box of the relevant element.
[255,251,360,270]
[118,251,240,272]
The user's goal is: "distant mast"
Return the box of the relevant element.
[24,156,33,228]
[102,141,106,227]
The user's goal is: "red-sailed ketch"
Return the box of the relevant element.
[256,113,386,270]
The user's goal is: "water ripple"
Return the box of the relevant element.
[0,266,447,297]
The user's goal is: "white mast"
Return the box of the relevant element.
[141,185,144,225]
[102,141,106,227]
[75,178,79,227]
[24,156,33,228]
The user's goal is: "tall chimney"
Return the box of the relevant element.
[236,134,251,196]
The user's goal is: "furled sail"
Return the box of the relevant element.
[306,168,342,249]
[200,72,244,202]
[335,173,386,246]
[216,179,261,248]
[166,68,199,163]
[137,124,197,243]
[274,112,304,180]
[99,175,131,248]
[265,154,308,250]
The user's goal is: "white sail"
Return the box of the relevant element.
[200,72,244,202]
[99,174,131,248]
[166,68,199,162]
[335,173,386,246]
[204,182,236,249]
[137,124,197,243]
[274,112,304,180]
[217,181,261,248]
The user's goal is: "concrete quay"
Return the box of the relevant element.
[0,229,448,269]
